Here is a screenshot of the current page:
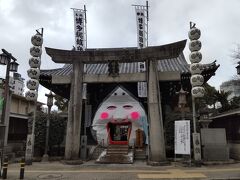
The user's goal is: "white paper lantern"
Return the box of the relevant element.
[190,63,203,74]
[31,34,43,46]
[29,57,41,68]
[188,27,201,40]
[30,46,42,57]
[190,74,204,87]
[25,90,38,101]
[26,79,39,90]
[191,86,205,98]
[27,68,40,79]
[189,51,202,63]
[189,40,201,52]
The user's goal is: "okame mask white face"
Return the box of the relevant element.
[91,87,148,146]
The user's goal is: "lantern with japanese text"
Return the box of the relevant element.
[189,51,202,63]
[30,46,42,57]
[27,68,40,79]
[29,57,41,68]
[25,90,38,101]
[188,27,201,40]
[191,87,205,98]
[190,74,204,87]
[31,34,43,46]
[190,63,203,74]
[26,79,39,90]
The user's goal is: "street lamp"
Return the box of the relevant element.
[42,91,54,162]
[236,61,240,75]
[0,49,18,174]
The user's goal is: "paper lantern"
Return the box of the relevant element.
[190,74,204,87]
[27,68,40,79]
[29,57,41,68]
[25,90,38,101]
[189,51,202,63]
[31,34,43,46]
[26,79,39,90]
[188,27,201,40]
[30,46,42,57]
[191,86,205,98]
[190,63,203,74]
[189,40,201,52]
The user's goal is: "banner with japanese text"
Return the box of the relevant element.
[73,9,87,99]
[73,10,86,51]
[136,8,146,48]
[135,8,147,97]
[137,81,147,97]
[174,120,191,155]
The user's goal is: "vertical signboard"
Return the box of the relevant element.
[192,133,201,161]
[135,7,147,97]
[136,8,146,48]
[73,10,86,51]
[73,8,87,99]
[25,134,33,162]
[137,82,147,97]
[174,120,191,155]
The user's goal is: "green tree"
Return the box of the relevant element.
[54,95,68,112]
[34,111,67,156]
[202,83,218,108]
[230,96,240,109]
[215,90,231,112]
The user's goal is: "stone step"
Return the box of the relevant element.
[107,144,129,155]
[107,145,129,148]
[134,147,147,160]
[107,151,128,155]
[107,147,129,151]
[96,149,134,164]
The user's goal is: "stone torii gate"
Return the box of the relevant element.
[45,40,186,163]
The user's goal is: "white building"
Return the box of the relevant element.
[220,80,240,100]
[0,73,25,96]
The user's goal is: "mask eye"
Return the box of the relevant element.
[107,106,117,110]
[123,105,133,109]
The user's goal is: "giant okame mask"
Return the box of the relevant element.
[91,87,148,147]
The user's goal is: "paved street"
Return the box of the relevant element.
[2,160,240,180]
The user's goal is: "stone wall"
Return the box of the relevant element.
[229,143,240,160]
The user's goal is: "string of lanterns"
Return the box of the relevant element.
[25,33,43,101]
[189,23,205,97]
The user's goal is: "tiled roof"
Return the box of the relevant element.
[41,52,190,76]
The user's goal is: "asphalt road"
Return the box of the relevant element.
[1,160,240,180]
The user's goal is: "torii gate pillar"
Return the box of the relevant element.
[65,61,84,160]
[147,60,166,162]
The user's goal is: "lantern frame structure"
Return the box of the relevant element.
[0,49,18,172]
[236,61,240,75]
[42,91,55,162]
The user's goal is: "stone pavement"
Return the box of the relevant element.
[2,160,240,180]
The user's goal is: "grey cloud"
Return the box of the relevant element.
[1,0,240,102]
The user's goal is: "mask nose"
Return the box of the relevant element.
[113,108,124,120]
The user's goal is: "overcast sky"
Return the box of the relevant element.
[0,0,240,104]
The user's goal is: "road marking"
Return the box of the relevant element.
[185,168,240,173]
[138,169,207,179]
[138,173,206,179]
